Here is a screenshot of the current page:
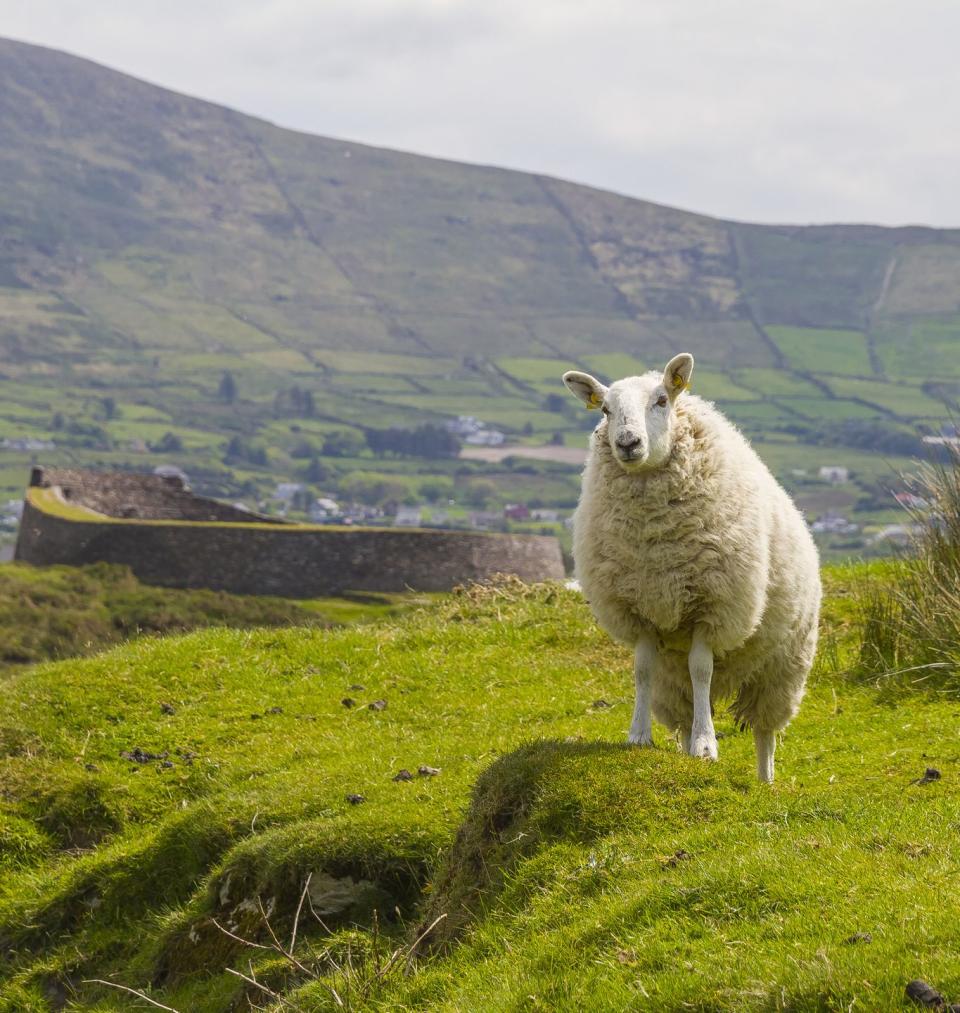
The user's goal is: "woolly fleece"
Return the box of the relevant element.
[571,382,821,739]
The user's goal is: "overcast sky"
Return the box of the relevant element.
[4,0,959,227]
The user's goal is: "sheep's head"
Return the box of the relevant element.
[562,353,694,472]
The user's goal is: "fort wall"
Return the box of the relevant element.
[14,469,565,596]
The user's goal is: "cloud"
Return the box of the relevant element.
[3,0,958,225]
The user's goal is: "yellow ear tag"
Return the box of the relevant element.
[588,393,602,409]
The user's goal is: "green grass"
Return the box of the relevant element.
[0,562,424,670]
[578,353,647,381]
[0,571,958,1010]
[731,367,824,398]
[776,397,884,421]
[495,357,568,386]
[767,327,873,377]
[816,376,948,419]
[875,316,960,380]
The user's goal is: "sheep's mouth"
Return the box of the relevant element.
[615,447,647,468]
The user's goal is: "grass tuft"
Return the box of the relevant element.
[854,448,960,693]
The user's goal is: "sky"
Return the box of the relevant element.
[3,0,959,227]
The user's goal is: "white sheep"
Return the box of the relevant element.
[563,353,821,782]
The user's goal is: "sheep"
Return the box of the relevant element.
[562,353,821,782]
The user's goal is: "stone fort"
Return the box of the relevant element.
[14,467,565,596]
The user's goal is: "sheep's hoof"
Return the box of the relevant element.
[690,734,718,761]
[627,732,654,747]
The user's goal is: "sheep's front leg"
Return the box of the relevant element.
[688,627,718,760]
[753,728,776,783]
[627,633,657,746]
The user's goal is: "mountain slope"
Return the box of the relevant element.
[1,36,959,546]
[3,35,960,364]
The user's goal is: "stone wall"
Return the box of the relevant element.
[27,466,283,523]
[14,469,565,595]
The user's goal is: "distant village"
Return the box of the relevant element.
[2,416,954,555]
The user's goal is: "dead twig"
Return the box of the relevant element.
[289,872,313,955]
[82,979,181,1012]
[225,964,305,1011]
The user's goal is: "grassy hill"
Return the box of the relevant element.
[0,571,958,1010]
[1,36,960,556]
[0,561,423,672]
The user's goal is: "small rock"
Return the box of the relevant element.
[250,713,262,721]
[266,706,283,715]
[658,849,692,868]
[83,763,99,772]
[160,702,176,715]
[368,699,387,711]
[913,767,942,785]
[906,979,952,1008]
[591,698,612,709]
[121,747,168,764]
[349,684,366,691]
[392,769,414,782]
[417,765,441,777]
[161,760,175,769]
[345,793,366,805]
[844,932,872,944]
[341,698,356,708]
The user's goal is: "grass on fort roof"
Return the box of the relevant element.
[25,487,522,537]
[0,569,958,1011]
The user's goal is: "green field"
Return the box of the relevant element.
[1,570,957,1009]
[767,326,873,376]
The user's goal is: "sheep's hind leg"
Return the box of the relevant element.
[688,627,718,761]
[627,633,657,746]
[753,728,776,783]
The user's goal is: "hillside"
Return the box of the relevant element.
[2,36,960,554]
[0,574,957,1009]
[0,561,422,671]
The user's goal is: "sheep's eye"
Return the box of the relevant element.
[656,395,668,408]
[601,404,610,416]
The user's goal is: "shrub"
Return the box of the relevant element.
[855,447,960,692]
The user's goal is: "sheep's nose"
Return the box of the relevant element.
[616,433,642,452]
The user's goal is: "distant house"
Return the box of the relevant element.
[445,415,483,437]
[870,524,915,546]
[309,497,341,522]
[530,508,560,522]
[0,437,56,452]
[153,464,189,485]
[274,482,303,501]
[504,503,530,521]
[394,505,424,527]
[922,430,960,448]
[810,512,859,535]
[894,492,928,510]
[464,429,506,446]
[818,466,849,484]
[469,510,502,530]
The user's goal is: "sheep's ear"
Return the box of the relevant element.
[663,353,694,400]
[563,370,608,410]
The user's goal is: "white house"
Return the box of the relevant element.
[394,505,424,527]
[818,466,849,484]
